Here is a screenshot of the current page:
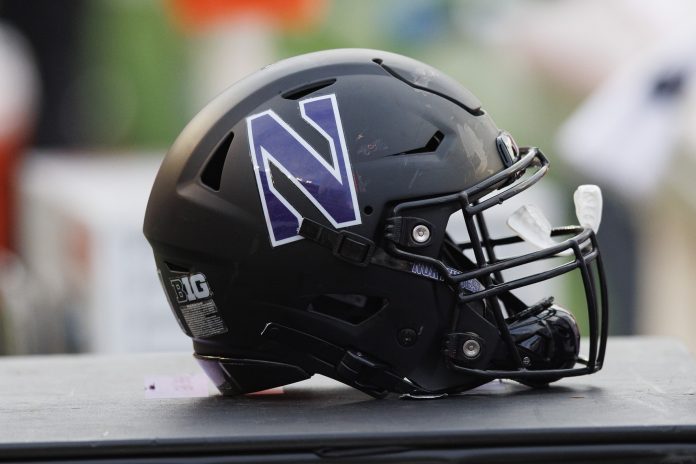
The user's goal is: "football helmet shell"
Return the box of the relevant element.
[144,49,607,398]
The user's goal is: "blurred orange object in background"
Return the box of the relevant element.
[0,132,26,250]
[167,0,326,32]
[0,25,37,251]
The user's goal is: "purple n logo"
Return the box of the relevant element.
[247,94,361,247]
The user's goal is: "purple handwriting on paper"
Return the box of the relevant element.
[144,373,211,399]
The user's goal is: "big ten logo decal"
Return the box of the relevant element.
[246,93,361,247]
[170,273,211,303]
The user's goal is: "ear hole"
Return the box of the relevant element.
[282,79,336,100]
[308,294,387,325]
[201,131,234,191]
[363,205,374,215]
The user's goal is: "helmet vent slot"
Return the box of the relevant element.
[282,79,336,100]
[403,130,444,155]
[164,261,189,273]
[390,131,444,156]
[201,130,234,191]
[308,294,387,325]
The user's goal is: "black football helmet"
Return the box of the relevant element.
[144,49,607,398]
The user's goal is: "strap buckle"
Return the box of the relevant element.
[299,218,375,266]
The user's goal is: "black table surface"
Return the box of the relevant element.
[1,337,695,463]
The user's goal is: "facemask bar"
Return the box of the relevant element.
[384,147,608,383]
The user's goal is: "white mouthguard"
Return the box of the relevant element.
[506,204,558,250]
[507,185,603,256]
[573,185,603,233]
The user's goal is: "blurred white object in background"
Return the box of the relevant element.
[557,31,696,199]
[496,0,696,200]
[17,153,188,353]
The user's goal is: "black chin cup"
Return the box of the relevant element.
[444,302,583,387]
[502,306,581,373]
